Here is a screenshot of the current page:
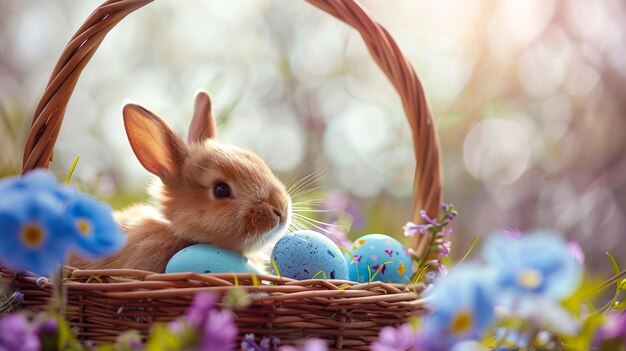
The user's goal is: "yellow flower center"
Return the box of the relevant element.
[450,310,474,335]
[76,218,92,237]
[20,223,46,248]
[517,268,543,289]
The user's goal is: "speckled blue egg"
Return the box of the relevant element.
[271,230,349,280]
[344,234,412,284]
[165,244,259,274]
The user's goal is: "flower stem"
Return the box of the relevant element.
[48,267,66,317]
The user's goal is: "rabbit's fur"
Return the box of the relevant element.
[69,92,291,273]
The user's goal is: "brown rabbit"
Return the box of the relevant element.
[69,91,292,273]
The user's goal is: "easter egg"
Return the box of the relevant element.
[345,234,412,284]
[271,230,349,280]
[165,244,259,274]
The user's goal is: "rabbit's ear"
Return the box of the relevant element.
[123,104,187,179]
[187,90,217,143]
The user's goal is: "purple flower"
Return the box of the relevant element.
[438,240,451,257]
[442,211,457,227]
[278,339,328,351]
[441,228,452,237]
[0,314,40,351]
[403,221,428,237]
[404,204,456,238]
[566,241,585,265]
[35,317,58,335]
[504,228,522,239]
[241,334,280,351]
[167,319,184,334]
[419,210,439,226]
[437,264,448,277]
[198,309,237,351]
[425,264,448,284]
[130,338,143,350]
[186,292,217,328]
[15,292,24,303]
[594,311,626,346]
[371,323,417,351]
[184,292,237,351]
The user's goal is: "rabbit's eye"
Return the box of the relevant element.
[213,182,232,199]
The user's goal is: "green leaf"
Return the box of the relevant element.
[562,276,603,316]
[411,264,431,285]
[112,330,144,351]
[36,314,82,351]
[562,313,605,351]
[612,299,626,311]
[311,270,327,280]
[270,259,281,279]
[458,236,480,264]
[64,156,80,186]
[54,315,73,350]
[251,273,260,286]
[95,345,117,351]
[338,245,361,282]
[604,251,621,313]
[145,323,182,351]
[369,261,394,282]
[222,287,251,309]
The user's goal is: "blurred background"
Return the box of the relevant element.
[1,0,625,274]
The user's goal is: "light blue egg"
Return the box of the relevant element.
[344,234,413,284]
[165,244,258,274]
[271,230,349,280]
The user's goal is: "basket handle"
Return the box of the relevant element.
[21,0,442,254]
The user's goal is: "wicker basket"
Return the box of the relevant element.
[7,0,443,350]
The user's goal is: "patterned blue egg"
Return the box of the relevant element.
[165,244,259,274]
[271,230,349,280]
[344,234,412,284]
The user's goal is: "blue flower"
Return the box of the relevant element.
[65,194,125,258]
[422,264,496,350]
[1,169,126,275]
[0,191,72,276]
[0,170,72,202]
[482,231,582,300]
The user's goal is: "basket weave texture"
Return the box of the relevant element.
[9,0,443,350]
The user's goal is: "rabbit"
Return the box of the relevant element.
[68,91,292,273]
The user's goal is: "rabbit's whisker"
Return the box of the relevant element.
[291,186,324,200]
[291,214,338,234]
[287,169,327,196]
[287,168,323,193]
[292,213,338,228]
